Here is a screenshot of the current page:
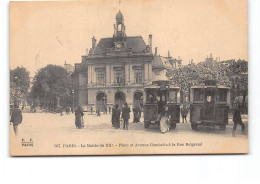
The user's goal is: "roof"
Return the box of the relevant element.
[116,11,123,20]
[93,36,147,55]
[152,56,173,68]
[190,85,230,89]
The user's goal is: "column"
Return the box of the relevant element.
[88,65,92,84]
[130,64,134,83]
[148,61,152,83]
[106,65,110,85]
[125,63,129,84]
[92,65,96,84]
[144,62,149,83]
[111,66,114,83]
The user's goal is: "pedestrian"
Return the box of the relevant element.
[160,106,170,133]
[90,106,93,114]
[113,104,121,129]
[10,105,23,136]
[232,104,245,137]
[75,106,84,129]
[109,105,111,114]
[104,105,107,114]
[111,105,115,127]
[181,106,188,123]
[122,103,130,130]
[66,107,70,115]
[60,107,63,116]
[132,105,141,123]
[97,107,100,117]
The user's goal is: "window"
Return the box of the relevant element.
[194,89,203,101]
[134,68,143,83]
[114,68,124,84]
[146,89,157,104]
[169,90,177,102]
[217,89,227,102]
[96,69,105,84]
[118,24,122,31]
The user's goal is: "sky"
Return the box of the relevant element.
[10,0,248,77]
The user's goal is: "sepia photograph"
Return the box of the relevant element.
[9,0,248,156]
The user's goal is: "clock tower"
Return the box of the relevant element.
[113,11,126,51]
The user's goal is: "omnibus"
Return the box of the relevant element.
[143,80,181,130]
[189,80,231,130]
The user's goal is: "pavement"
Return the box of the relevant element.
[9,111,248,155]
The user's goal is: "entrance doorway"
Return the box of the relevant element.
[115,91,125,109]
[133,91,143,108]
[96,92,107,112]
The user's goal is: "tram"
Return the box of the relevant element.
[189,80,231,130]
[143,80,181,130]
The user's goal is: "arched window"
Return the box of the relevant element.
[118,24,122,31]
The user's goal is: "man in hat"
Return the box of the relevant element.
[122,103,130,130]
[232,104,245,137]
[10,105,23,136]
[113,104,121,129]
[181,105,188,123]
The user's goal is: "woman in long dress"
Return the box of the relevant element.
[160,106,170,133]
[75,106,84,129]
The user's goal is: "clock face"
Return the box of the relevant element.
[116,43,122,49]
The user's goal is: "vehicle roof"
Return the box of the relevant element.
[191,85,230,89]
[144,84,180,89]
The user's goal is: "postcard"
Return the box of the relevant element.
[9,0,248,156]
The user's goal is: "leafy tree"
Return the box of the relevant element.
[168,59,248,106]
[10,66,30,106]
[30,64,72,111]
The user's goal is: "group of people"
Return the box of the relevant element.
[74,103,142,130]
[111,103,142,130]
[90,105,112,116]
[9,102,245,136]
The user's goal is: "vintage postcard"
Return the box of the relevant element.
[9,0,248,156]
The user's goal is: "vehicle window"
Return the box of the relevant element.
[146,89,157,104]
[194,89,203,101]
[217,89,227,102]
[169,90,177,102]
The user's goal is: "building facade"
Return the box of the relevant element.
[72,11,180,111]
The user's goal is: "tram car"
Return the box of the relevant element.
[143,80,181,130]
[189,80,231,130]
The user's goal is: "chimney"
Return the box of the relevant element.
[92,36,96,49]
[210,53,212,58]
[149,34,152,52]
[168,50,171,58]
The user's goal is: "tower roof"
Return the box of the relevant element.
[92,36,147,55]
[116,11,123,20]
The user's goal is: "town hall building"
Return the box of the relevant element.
[71,11,181,111]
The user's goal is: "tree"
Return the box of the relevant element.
[10,66,30,106]
[30,64,72,111]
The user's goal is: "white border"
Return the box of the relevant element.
[1,0,260,184]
